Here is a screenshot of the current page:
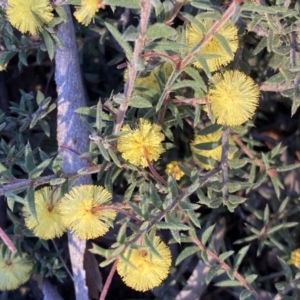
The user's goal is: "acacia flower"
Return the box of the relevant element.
[0,245,33,290]
[6,0,54,35]
[74,0,104,26]
[208,70,260,126]
[186,19,238,72]
[191,129,235,170]
[117,236,171,291]
[117,119,165,168]
[59,185,116,240]
[23,187,66,240]
[288,248,300,267]
[165,161,184,180]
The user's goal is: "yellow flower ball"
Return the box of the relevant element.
[191,129,235,170]
[186,18,238,72]
[23,187,66,240]
[165,161,184,180]
[288,248,300,267]
[117,236,171,291]
[0,245,33,290]
[208,70,260,126]
[59,185,116,240]
[6,0,54,35]
[117,118,165,168]
[74,0,100,26]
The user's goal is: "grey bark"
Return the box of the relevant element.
[55,6,91,300]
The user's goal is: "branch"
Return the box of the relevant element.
[112,0,152,134]
[55,6,92,300]
[190,237,262,300]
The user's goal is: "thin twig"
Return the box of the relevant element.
[0,227,16,253]
[0,165,101,196]
[113,0,152,134]
[99,259,118,300]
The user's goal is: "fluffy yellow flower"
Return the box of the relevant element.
[191,129,235,170]
[74,0,100,26]
[117,119,165,168]
[117,236,171,291]
[288,249,300,267]
[23,187,66,240]
[6,0,54,35]
[0,245,33,290]
[59,185,116,240]
[186,19,238,72]
[208,70,260,126]
[165,161,184,180]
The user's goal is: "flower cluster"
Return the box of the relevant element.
[191,129,235,170]
[23,185,116,240]
[23,187,66,240]
[74,0,103,26]
[288,248,300,267]
[117,118,165,167]
[117,236,171,291]
[0,245,33,291]
[207,70,260,126]
[59,185,116,239]
[165,161,184,180]
[186,18,238,72]
[6,0,54,35]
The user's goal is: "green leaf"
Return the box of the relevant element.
[156,221,191,231]
[239,289,253,300]
[55,7,68,22]
[277,164,300,172]
[105,22,133,60]
[128,96,152,108]
[228,195,247,205]
[201,224,215,246]
[150,182,162,209]
[184,66,207,92]
[205,265,223,284]
[146,23,177,39]
[277,256,292,282]
[41,30,55,60]
[96,100,103,131]
[29,159,52,180]
[50,178,66,185]
[227,181,253,193]
[219,250,234,262]
[214,33,234,58]
[103,0,140,9]
[124,182,136,202]
[168,176,179,199]
[108,148,122,168]
[0,51,16,68]
[5,192,25,205]
[266,222,298,235]
[215,280,242,287]
[25,142,35,172]
[193,141,220,150]
[197,124,221,135]
[0,162,14,179]
[26,187,37,221]
[233,245,249,270]
[175,246,199,265]
[116,222,127,244]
